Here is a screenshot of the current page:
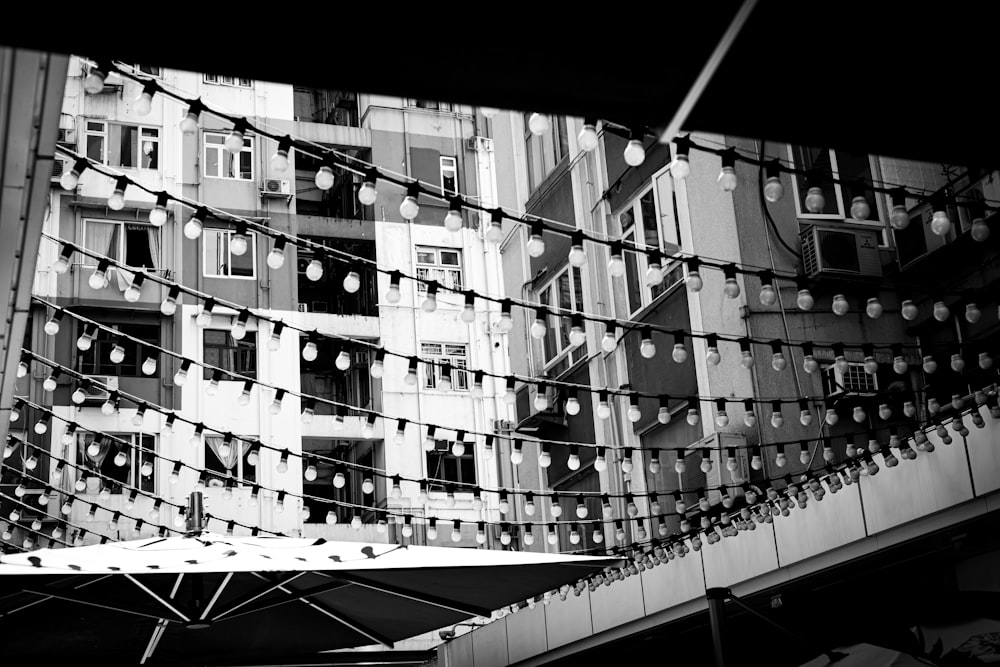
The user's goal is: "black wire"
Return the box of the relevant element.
[758,140,803,260]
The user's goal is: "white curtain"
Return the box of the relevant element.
[146,226,160,271]
[206,436,241,470]
[85,221,118,264]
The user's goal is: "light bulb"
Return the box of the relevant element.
[608,254,626,277]
[723,278,741,299]
[601,331,617,352]
[400,195,420,220]
[763,176,784,202]
[183,216,204,239]
[772,353,787,371]
[687,409,700,426]
[628,405,641,422]
[530,318,547,339]
[134,88,153,116]
[931,210,951,236]
[302,341,318,362]
[578,123,599,151]
[597,400,611,420]
[717,166,737,192]
[759,284,777,306]
[44,315,61,336]
[88,268,108,290]
[568,325,586,348]
[864,356,878,374]
[624,139,646,167]
[267,246,285,270]
[715,410,729,427]
[335,350,351,371]
[42,374,58,392]
[305,259,323,282]
[744,410,757,427]
[686,270,703,292]
[123,283,142,302]
[853,406,867,423]
[101,399,116,415]
[979,352,993,370]
[951,354,965,372]
[865,298,883,319]
[771,412,784,428]
[890,203,910,229]
[966,303,982,324]
[706,347,721,365]
[315,166,335,191]
[670,152,691,179]
[804,187,825,213]
[443,207,464,233]
[526,234,545,258]
[803,355,819,373]
[775,451,787,467]
[640,339,656,359]
[797,289,814,311]
[528,113,550,135]
[971,218,990,242]
[832,294,849,316]
[850,196,871,220]
[933,301,950,322]
[358,180,377,206]
[230,233,248,257]
[835,356,849,374]
[740,351,755,369]
[672,344,688,363]
[800,409,813,426]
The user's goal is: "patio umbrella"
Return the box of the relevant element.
[0,508,621,665]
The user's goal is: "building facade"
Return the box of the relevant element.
[436,113,1000,665]
[6,58,512,558]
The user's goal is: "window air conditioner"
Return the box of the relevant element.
[83,376,118,402]
[260,178,292,197]
[297,303,309,313]
[526,382,562,417]
[57,128,76,146]
[51,159,67,181]
[800,224,882,279]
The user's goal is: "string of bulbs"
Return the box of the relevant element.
[41,235,999,419]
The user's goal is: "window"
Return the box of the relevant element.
[553,470,602,552]
[523,113,569,192]
[85,121,106,164]
[440,156,458,195]
[825,362,878,395]
[411,100,453,111]
[204,229,256,278]
[426,440,475,491]
[788,146,884,228]
[300,339,373,416]
[641,412,706,536]
[204,435,256,486]
[113,126,159,169]
[203,330,257,379]
[536,266,586,374]
[616,184,684,316]
[77,432,156,493]
[415,247,463,292]
[77,323,159,377]
[135,65,162,77]
[204,132,254,180]
[82,220,160,270]
[204,73,253,88]
[302,439,378,523]
[420,343,469,391]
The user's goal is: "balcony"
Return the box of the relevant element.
[296,236,378,318]
[292,87,370,149]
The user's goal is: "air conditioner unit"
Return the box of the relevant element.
[526,382,562,418]
[83,376,118,402]
[57,128,76,146]
[492,419,516,433]
[800,224,882,279]
[465,136,479,151]
[51,159,67,181]
[260,178,292,197]
[297,303,309,312]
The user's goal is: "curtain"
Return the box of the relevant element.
[85,221,118,263]
[146,226,160,271]
[206,436,240,470]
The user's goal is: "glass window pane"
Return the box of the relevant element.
[205,146,219,177]
[231,236,254,276]
[204,231,222,275]
[86,134,104,163]
[792,146,838,215]
[206,134,223,145]
[239,149,252,180]
[640,190,659,248]
[119,125,137,168]
[439,251,460,266]
[619,206,635,233]
[835,151,879,220]
[417,250,435,264]
[625,251,642,314]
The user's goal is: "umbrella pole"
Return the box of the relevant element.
[706,587,729,667]
[186,491,205,533]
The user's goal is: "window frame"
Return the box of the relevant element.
[76,322,160,378]
[523,114,569,193]
[76,432,157,494]
[440,155,458,195]
[203,73,253,88]
[80,219,160,271]
[134,65,162,78]
[114,124,161,170]
[414,246,463,293]
[786,146,888,237]
[536,265,587,372]
[203,131,255,181]
[85,120,107,165]
[420,342,469,392]
[203,434,257,486]
[202,329,257,380]
[202,228,257,279]
[426,439,476,491]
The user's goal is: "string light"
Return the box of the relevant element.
[623,129,646,167]
[717,149,738,192]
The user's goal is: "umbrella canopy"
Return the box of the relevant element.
[0,531,621,665]
[798,643,936,667]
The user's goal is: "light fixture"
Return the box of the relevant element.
[305,251,325,282]
[758,270,777,305]
[271,135,293,173]
[670,136,692,179]
[685,257,703,292]
[400,183,421,220]
[763,159,783,202]
[357,167,379,206]
[717,149,738,191]
[933,301,950,322]
[421,281,439,312]
[301,332,319,361]
[530,307,547,338]
[59,156,90,190]
[528,113,550,135]
[722,264,740,299]
[597,390,611,419]
[624,128,646,167]
[866,297,883,319]
[607,240,626,277]
[889,188,910,229]
[672,332,688,363]
[739,338,754,369]
[743,398,757,427]
[88,258,111,290]
[134,80,157,116]
[831,294,849,316]
[930,197,951,236]
[770,340,786,371]
[966,302,982,324]
[184,206,208,240]
[267,321,285,352]
[196,297,216,327]
[601,322,618,352]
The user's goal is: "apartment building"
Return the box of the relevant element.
[439,113,1000,664]
[6,57,511,554]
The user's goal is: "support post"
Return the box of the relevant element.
[186,491,205,533]
[706,587,730,667]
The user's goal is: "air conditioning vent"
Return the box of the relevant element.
[57,128,76,146]
[51,159,67,181]
[297,303,308,313]
[801,225,882,279]
[82,376,118,401]
[260,178,292,197]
